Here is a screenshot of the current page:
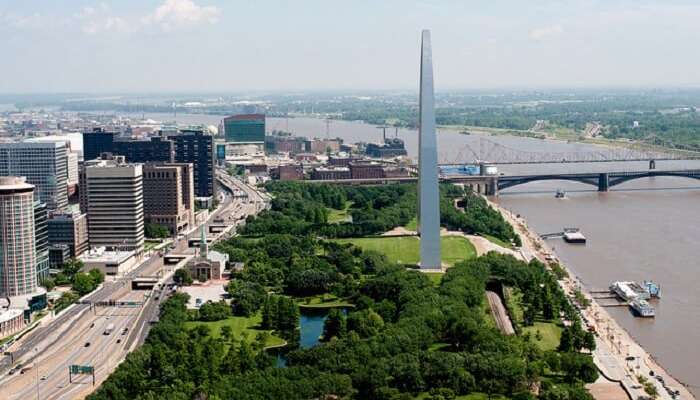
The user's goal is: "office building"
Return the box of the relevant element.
[49,244,71,270]
[168,130,215,198]
[34,201,49,280]
[48,210,89,257]
[67,151,79,185]
[418,30,441,269]
[82,128,116,161]
[83,156,144,251]
[0,177,37,297]
[223,114,265,143]
[143,163,195,235]
[0,141,68,211]
[276,164,304,181]
[113,137,174,163]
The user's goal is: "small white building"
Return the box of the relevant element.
[79,247,138,277]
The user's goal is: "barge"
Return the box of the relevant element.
[630,299,656,317]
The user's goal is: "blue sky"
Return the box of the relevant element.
[2,0,700,92]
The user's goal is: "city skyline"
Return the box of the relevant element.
[3,1,700,92]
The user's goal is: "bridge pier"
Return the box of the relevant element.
[598,173,609,192]
[649,159,656,170]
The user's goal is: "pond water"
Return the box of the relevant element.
[272,307,346,367]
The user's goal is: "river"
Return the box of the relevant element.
[119,113,699,394]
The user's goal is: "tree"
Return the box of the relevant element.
[88,268,105,285]
[72,273,95,296]
[322,308,347,340]
[220,325,233,342]
[62,258,84,277]
[40,277,55,291]
[199,301,231,321]
[145,223,170,239]
[174,268,193,286]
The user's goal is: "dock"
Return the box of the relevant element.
[540,228,587,244]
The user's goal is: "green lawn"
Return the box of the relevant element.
[298,293,354,309]
[404,217,418,231]
[326,202,353,223]
[333,236,476,266]
[144,239,162,251]
[425,272,444,286]
[522,322,563,351]
[483,234,513,249]
[415,392,509,400]
[183,313,285,348]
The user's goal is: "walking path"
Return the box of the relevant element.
[488,199,695,400]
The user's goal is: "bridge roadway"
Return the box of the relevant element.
[306,169,700,195]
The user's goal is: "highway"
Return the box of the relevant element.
[0,170,268,399]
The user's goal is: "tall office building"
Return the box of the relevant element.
[48,210,89,257]
[143,163,195,235]
[0,141,68,211]
[83,156,144,251]
[82,128,174,164]
[0,177,37,297]
[418,30,441,269]
[34,201,49,280]
[67,151,79,185]
[224,114,265,143]
[168,130,215,198]
[113,137,174,163]
[82,128,116,161]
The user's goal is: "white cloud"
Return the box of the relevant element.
[73,0,219,35]
[528,24,563,41]
[144,0,220,31]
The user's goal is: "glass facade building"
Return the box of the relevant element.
[223,114,266,143]
[0,142,68,211]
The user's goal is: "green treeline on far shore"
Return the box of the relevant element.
[241,181,520,246]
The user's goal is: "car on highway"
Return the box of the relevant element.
[40,375,47,380]
[84,342,90,347]
[116,339,122,344]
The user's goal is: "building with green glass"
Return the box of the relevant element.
[223,114,265,143]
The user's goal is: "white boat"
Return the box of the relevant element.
[610,281,651,301]
[630,299,655,317]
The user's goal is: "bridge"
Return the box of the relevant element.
[497,169,700,193]
[444,137,700,165]
[306,169,700,196]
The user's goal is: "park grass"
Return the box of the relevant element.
[414,392,509,400]
[404,217,418,231]
[333,236,476,267]
[523,321,563,351]
[326,201,353,224]
[298,293,354,309]
[425,272,443,286]
[183,313,285,348]
[144,239,163,251]
[483,234,513,249]
[505,287,562,351]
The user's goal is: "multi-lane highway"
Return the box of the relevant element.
[0,171,268,399]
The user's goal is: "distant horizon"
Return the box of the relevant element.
[3,1,700,92]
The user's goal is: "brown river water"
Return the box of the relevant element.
[126,113,700,394]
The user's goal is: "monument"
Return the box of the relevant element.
[418,30,441,269]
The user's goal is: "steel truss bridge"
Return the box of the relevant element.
[442,137,700,165]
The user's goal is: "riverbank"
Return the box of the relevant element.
[487,198,695,400]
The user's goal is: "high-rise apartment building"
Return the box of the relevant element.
[83,156,144,251]
[224,114,266,143]
[48,210,89,257]
[0,141,68,211]
[34,201,49,280]
[0,177,37,297]
[168,130,215,198]
[143,163,195,235]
